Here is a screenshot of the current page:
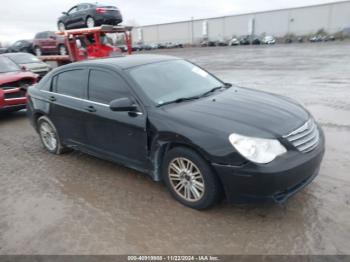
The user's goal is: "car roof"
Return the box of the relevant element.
[77,54,180,70]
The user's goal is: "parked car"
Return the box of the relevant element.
[200,40,217,47]
[5,40,34,54]
[309,35,322,42]
[262,36,276,45]
[117,45,128,52]
[229,38,240,46]
[132,44,142,52]
[3,53,51,79]
[27,55,325,209]
[149,43,159,50]
[285,38,293,44]
[216,40,228,46]
[0,55,38,113]
[173,42,183,48]
[252,36,261,45]
[139,44,152,51]
[0,48,7,54]
[57,3,123,31]
[239,36,250,45]
[33,31,67,56]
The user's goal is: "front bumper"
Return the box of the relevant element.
[0,88,27,112]
[212,130,325,204]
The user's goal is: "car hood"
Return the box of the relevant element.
[161,87,310,138]
[0,71,38,85]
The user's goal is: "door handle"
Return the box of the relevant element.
[49,96,56,102]
[84,105,97,113]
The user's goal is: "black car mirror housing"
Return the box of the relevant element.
[109,97,138,112]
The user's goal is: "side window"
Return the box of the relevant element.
[88,69,130,104]
[68,6,78,14]
[77,4,87,11]
[41,32,48,39]
[55,69,87,99]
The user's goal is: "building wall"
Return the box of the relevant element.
[132,1,350,44]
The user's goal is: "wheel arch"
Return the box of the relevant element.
[149,138,212,182]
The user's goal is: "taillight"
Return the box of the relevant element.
[96,7,107,13]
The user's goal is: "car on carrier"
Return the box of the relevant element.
[33,31,67,56]
[27,55,325,210]
[5,40,34,54]
[0,55,38,113]
[3,53,51,79]
[57,3,123,31]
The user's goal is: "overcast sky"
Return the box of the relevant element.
[0,0,343,44]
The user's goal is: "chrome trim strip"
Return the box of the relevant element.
[40,90,144,115]
[4,97,26,101]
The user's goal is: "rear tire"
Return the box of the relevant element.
[37,116,67,155]
[86,16,95,28]
[162,147,222,210]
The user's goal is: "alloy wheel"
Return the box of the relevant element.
[168,157,205,202]
[86,17,95,28]
[40,122,57,151]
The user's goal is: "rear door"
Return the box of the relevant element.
[75,4,89,26]
[49,68,90,147]
[85,68,148,170]
[46,32,58,52]
[66,6,79,27]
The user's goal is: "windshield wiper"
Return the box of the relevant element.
[198,84,231,98]
[157,83,232,107]
[157,96,200,107]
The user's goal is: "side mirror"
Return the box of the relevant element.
[49,35,57,40]
[62,12,68,15]
[224,82,232,87]
[109,97,138,112]
[21,66,27,71]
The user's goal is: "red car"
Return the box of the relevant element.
[32,31,67,56]
[0,55,38,113]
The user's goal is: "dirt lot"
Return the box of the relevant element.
[1,42,349,255]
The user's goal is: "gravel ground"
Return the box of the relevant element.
[0,42,349,255]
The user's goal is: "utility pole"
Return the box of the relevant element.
[191,17,194,46]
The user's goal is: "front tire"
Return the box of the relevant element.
[86,16,95,28]
[58,22,66,32]
[34,46,42,56]
[37,116,66,155]
[162,147,222,209]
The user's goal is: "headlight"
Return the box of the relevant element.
[229,133,287,164]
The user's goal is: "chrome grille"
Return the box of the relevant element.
[283,119,320,153]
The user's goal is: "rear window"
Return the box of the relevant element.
[54,69,87,99]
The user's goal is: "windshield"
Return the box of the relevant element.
[8,53,41,64]
[0,56,20,73]
[128,60,223,106]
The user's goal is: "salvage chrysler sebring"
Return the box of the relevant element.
[27,55,325,209]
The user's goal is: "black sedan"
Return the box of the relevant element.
[27,55,325,209]
[57,3,123,31]
[5,40,33,54]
